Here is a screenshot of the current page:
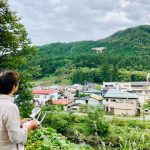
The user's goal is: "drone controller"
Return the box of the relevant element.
[22,120,40,128]
[22,107,47,128]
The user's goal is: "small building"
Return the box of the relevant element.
[91,47,106,53]
[74,96,90,105]
[67,103,81,111]
[74,94,103,106]
[52,99,72,105]
[103,82,150,104]
[104,89,139,116]
[82,89,101,95]
[32,89,59,105]
[89,94,104,105]
[52,99,73,111]
[72,84,83,91]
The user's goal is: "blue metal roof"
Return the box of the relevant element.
[104,89,139,99]
[82,89,101,93]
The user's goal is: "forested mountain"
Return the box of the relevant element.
[24,25,150,84]
[102,25,150,55]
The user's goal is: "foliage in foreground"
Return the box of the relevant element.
[40,105,150,149]
[42,106,110,138]
[26,127,94,150]
[0,0,38,117]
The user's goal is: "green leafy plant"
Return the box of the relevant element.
[26,127,94,150]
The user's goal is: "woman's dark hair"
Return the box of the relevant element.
[0,70,19,94]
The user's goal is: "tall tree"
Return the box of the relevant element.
[0,0,36,117]
[0,0,35,68]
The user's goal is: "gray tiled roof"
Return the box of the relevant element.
[104,89,139,99]
[131,82,150,86]
[75,96,89,101]
[82,89,101,93]
[103,81,150,86]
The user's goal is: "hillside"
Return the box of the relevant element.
[102,25,150,55]
[24,25,150,84]
[38,25,150,55]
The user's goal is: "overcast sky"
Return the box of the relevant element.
[9,0,150,46]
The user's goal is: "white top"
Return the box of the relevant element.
[0,95,27,150]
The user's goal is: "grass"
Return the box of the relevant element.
[33,75,71,86]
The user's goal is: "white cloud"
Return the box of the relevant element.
[119,0,130,8]
[8,0,150,45]
[103,10,133,24]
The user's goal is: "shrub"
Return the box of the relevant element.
[87,106,110,136]
[26,127,94,150]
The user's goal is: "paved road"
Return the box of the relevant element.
[106,115,150,121]
[73,112,150,121]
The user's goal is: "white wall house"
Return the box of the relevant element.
[91,47,106,53]
[32,89,59,105]
[74,94,103,106]
[103,82,150,105]
[104,89,139,116]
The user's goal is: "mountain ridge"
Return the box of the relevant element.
[24,25,150,84]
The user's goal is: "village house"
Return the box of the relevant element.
[52,99,73,111]
[74,94,103,106]
[82,88,101,95]
[103,82,150,104]
[91,47,106,53]
[72,84,83,91]
[67,103,81,111]
[32,89,59,105]
[104,89,139,116]
[67,94,103,111]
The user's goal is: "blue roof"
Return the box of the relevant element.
[75,96,89,101]
[104,89,139,99]
[82,89,101,93]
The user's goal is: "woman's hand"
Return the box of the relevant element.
[20,118,31,128]
[25,120,39,132]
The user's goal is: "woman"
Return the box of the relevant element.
[0,70,39,150]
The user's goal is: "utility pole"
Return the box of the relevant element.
[143,73,150,121]
[146,73,150,82]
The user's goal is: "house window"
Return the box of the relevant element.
[126,100,131,103]
[34,95,39,98]
[50,95,55,98]
[117,100,124,103]
[111,99,116,102]
[124,85,129,87]
[44,95,47,99]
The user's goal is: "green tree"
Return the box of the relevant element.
[0,0,36,117]
[0,0,36,69]
[74,90,80,97]
[101,64,110,81]
[15,70,34,117]
[111,65,119,81]
[87,106,110,136]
